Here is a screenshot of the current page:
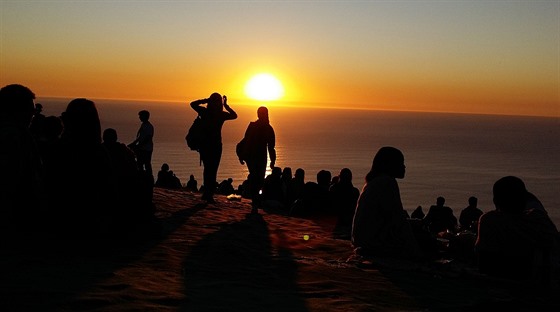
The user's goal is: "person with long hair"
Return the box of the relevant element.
[351,146,422,259]
[190,93,237,203]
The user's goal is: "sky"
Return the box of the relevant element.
[1,0,558,117]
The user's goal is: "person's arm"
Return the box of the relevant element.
[190,98,207,115]
[268,126,276,169]
[222,95,237,120]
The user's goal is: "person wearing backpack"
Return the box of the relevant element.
[237,106,276,213]
[190,93,237,203]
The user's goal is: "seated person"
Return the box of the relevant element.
[475,176,559,284]
[459,196,483,233]
[423,196,458,236]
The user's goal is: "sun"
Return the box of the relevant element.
[244,73,284,101]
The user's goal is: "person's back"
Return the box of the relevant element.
[239,106,276,211]
[459,196,483,233]
[46,99,117,239]
[476,176,559,284]
[331,168,360,239]
[424,197,457,235]
[186,174,198,192]
[0,84,44,238]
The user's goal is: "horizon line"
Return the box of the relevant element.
[37,95,559,119]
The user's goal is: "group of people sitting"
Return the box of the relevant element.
[1,84,158,243]
[350,146,559,286]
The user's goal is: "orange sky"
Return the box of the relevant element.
[1,1,558,117]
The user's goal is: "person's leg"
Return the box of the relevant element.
[248,162,266,211]
[201,145,222,202]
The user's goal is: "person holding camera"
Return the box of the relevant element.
[190,93,237,203]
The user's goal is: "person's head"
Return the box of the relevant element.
[272,166,282,177]
[436,196,445,206]
[282,167,292,180]
[493,176,527,213]
[207,92,223,113]
[138,110,150,122]
[0,84,36,125]
[366,146,405,181]
[63,98,101,144]
[295,168,305,181]
[189,174,195,180]
[102,128,118,144]
[43,116,63,140]
[161,163,170,172]
[317,170,331,187]
[339,168,353,184]
[257,106,269,123]
[468,196,478,207]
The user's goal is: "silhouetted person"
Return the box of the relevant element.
[411,205,425,219]
[29,102,46,140]
[330,168,360,239]
[218,178,235,195]
[301,170,332,217]
[459,196,483,233]
[102,127,155,236]
[281,167,292,207]
[129,110,154,178]
[261,167,284,210]
[287,168,305,213]
[190,93,237,203]
[45,98,117,239]
[0,84,44,238]
[423,196,458,236]
[352,147,422,259]
[186,174,198,192]
[476,176,559,285]
[238,106,275,212]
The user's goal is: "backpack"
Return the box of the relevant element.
[185,115,204,151]
[236,122,255,162]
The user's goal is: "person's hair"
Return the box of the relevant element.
[366,146,404,182]
[207,93,223,113]
[139,110,150,120]
[102,128,118,143]
[493,176,527,213]
[0,84,36,122]
[63,98,101,144]
[339,168,353,183]
[295,168,305,180]
[257,106,269,124]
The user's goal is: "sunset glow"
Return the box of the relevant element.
[245,74,284,101]
[1,2,558,117]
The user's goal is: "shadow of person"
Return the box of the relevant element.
[181,213,307,312]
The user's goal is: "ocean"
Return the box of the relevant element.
[38,97,560,228]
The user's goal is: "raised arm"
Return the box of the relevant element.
[190,98,207,115]
[222,95,237,120]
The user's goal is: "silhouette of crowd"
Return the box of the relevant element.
[2,83,559,287]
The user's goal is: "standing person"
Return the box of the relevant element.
[352,146,422,260]
[459,196,484,233]
[129,110,154,178]
[191,93,237,203]
[238,106,276,213]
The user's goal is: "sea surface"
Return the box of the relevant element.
[38,97,560,228]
